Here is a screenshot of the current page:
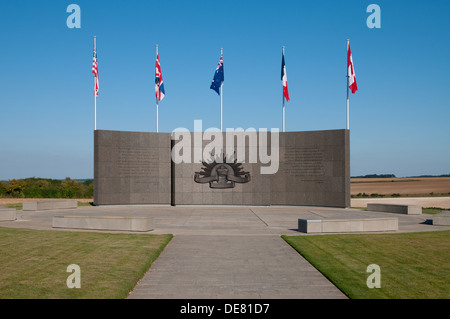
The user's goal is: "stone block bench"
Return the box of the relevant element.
[0,207,16,221]
[23,199,78,211]
[367,203,421,215]
[298,217,398,234]
[433,211,450,226]
[52,215,153,232]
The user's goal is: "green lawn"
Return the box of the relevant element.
[422,207,443,214]
[282,231,450,299]
[0,227,172,299]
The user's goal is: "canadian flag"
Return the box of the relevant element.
[347,41,358,94]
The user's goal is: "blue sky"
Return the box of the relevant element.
[0,0,449,179]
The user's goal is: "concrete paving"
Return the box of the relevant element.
[128,235,346,299]
[2,205,444,235]
[1,205,449,299]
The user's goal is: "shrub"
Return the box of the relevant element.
[0,178,93,199]
[0,181,7,197]
[6,179,26,198]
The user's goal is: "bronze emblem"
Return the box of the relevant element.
[194,154,251,189]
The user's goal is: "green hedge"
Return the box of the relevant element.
[0,178,93,199]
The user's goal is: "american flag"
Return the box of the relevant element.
[92,50,99,96]
[155,52,165,101]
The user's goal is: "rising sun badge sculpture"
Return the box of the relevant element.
[194,154,251,189]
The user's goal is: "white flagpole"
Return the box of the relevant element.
[156,45,159,133]
[94,36,97,131]
[282,96,285,132]
[346,39,350,131]
[282,46,285,133]
[220,47,223,132]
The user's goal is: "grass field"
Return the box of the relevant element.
[351,177,450,197]
[0,227,172,299]
[282,231,450,299]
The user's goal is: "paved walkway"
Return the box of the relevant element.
[1,205,448,299]
[128,235,345,299]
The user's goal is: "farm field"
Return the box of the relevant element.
[351,177,450,197]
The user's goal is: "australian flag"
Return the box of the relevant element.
[210,55,224,95]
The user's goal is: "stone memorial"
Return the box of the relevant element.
[94,129,350,208]
[94,130,171,205]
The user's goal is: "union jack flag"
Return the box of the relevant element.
[92,50,99,96]
[155,52,165,101]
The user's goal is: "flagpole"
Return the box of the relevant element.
[282,46,286,132]
[94,36,97,131]
[156,45,159,133]
[282,95,285,132]
[346,39,350,131]
[220,47,223,132]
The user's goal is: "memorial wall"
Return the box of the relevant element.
[94,131,171,205]
[94,129,350,207]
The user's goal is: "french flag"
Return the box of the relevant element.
[281,48,290,101]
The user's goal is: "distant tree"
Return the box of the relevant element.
[352,174,396,178]
[0,178,93,199]
[60,177,82,198]
[6,179,26,198]
[0,181,8,197]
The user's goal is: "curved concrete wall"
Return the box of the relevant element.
[94,129,350,208]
